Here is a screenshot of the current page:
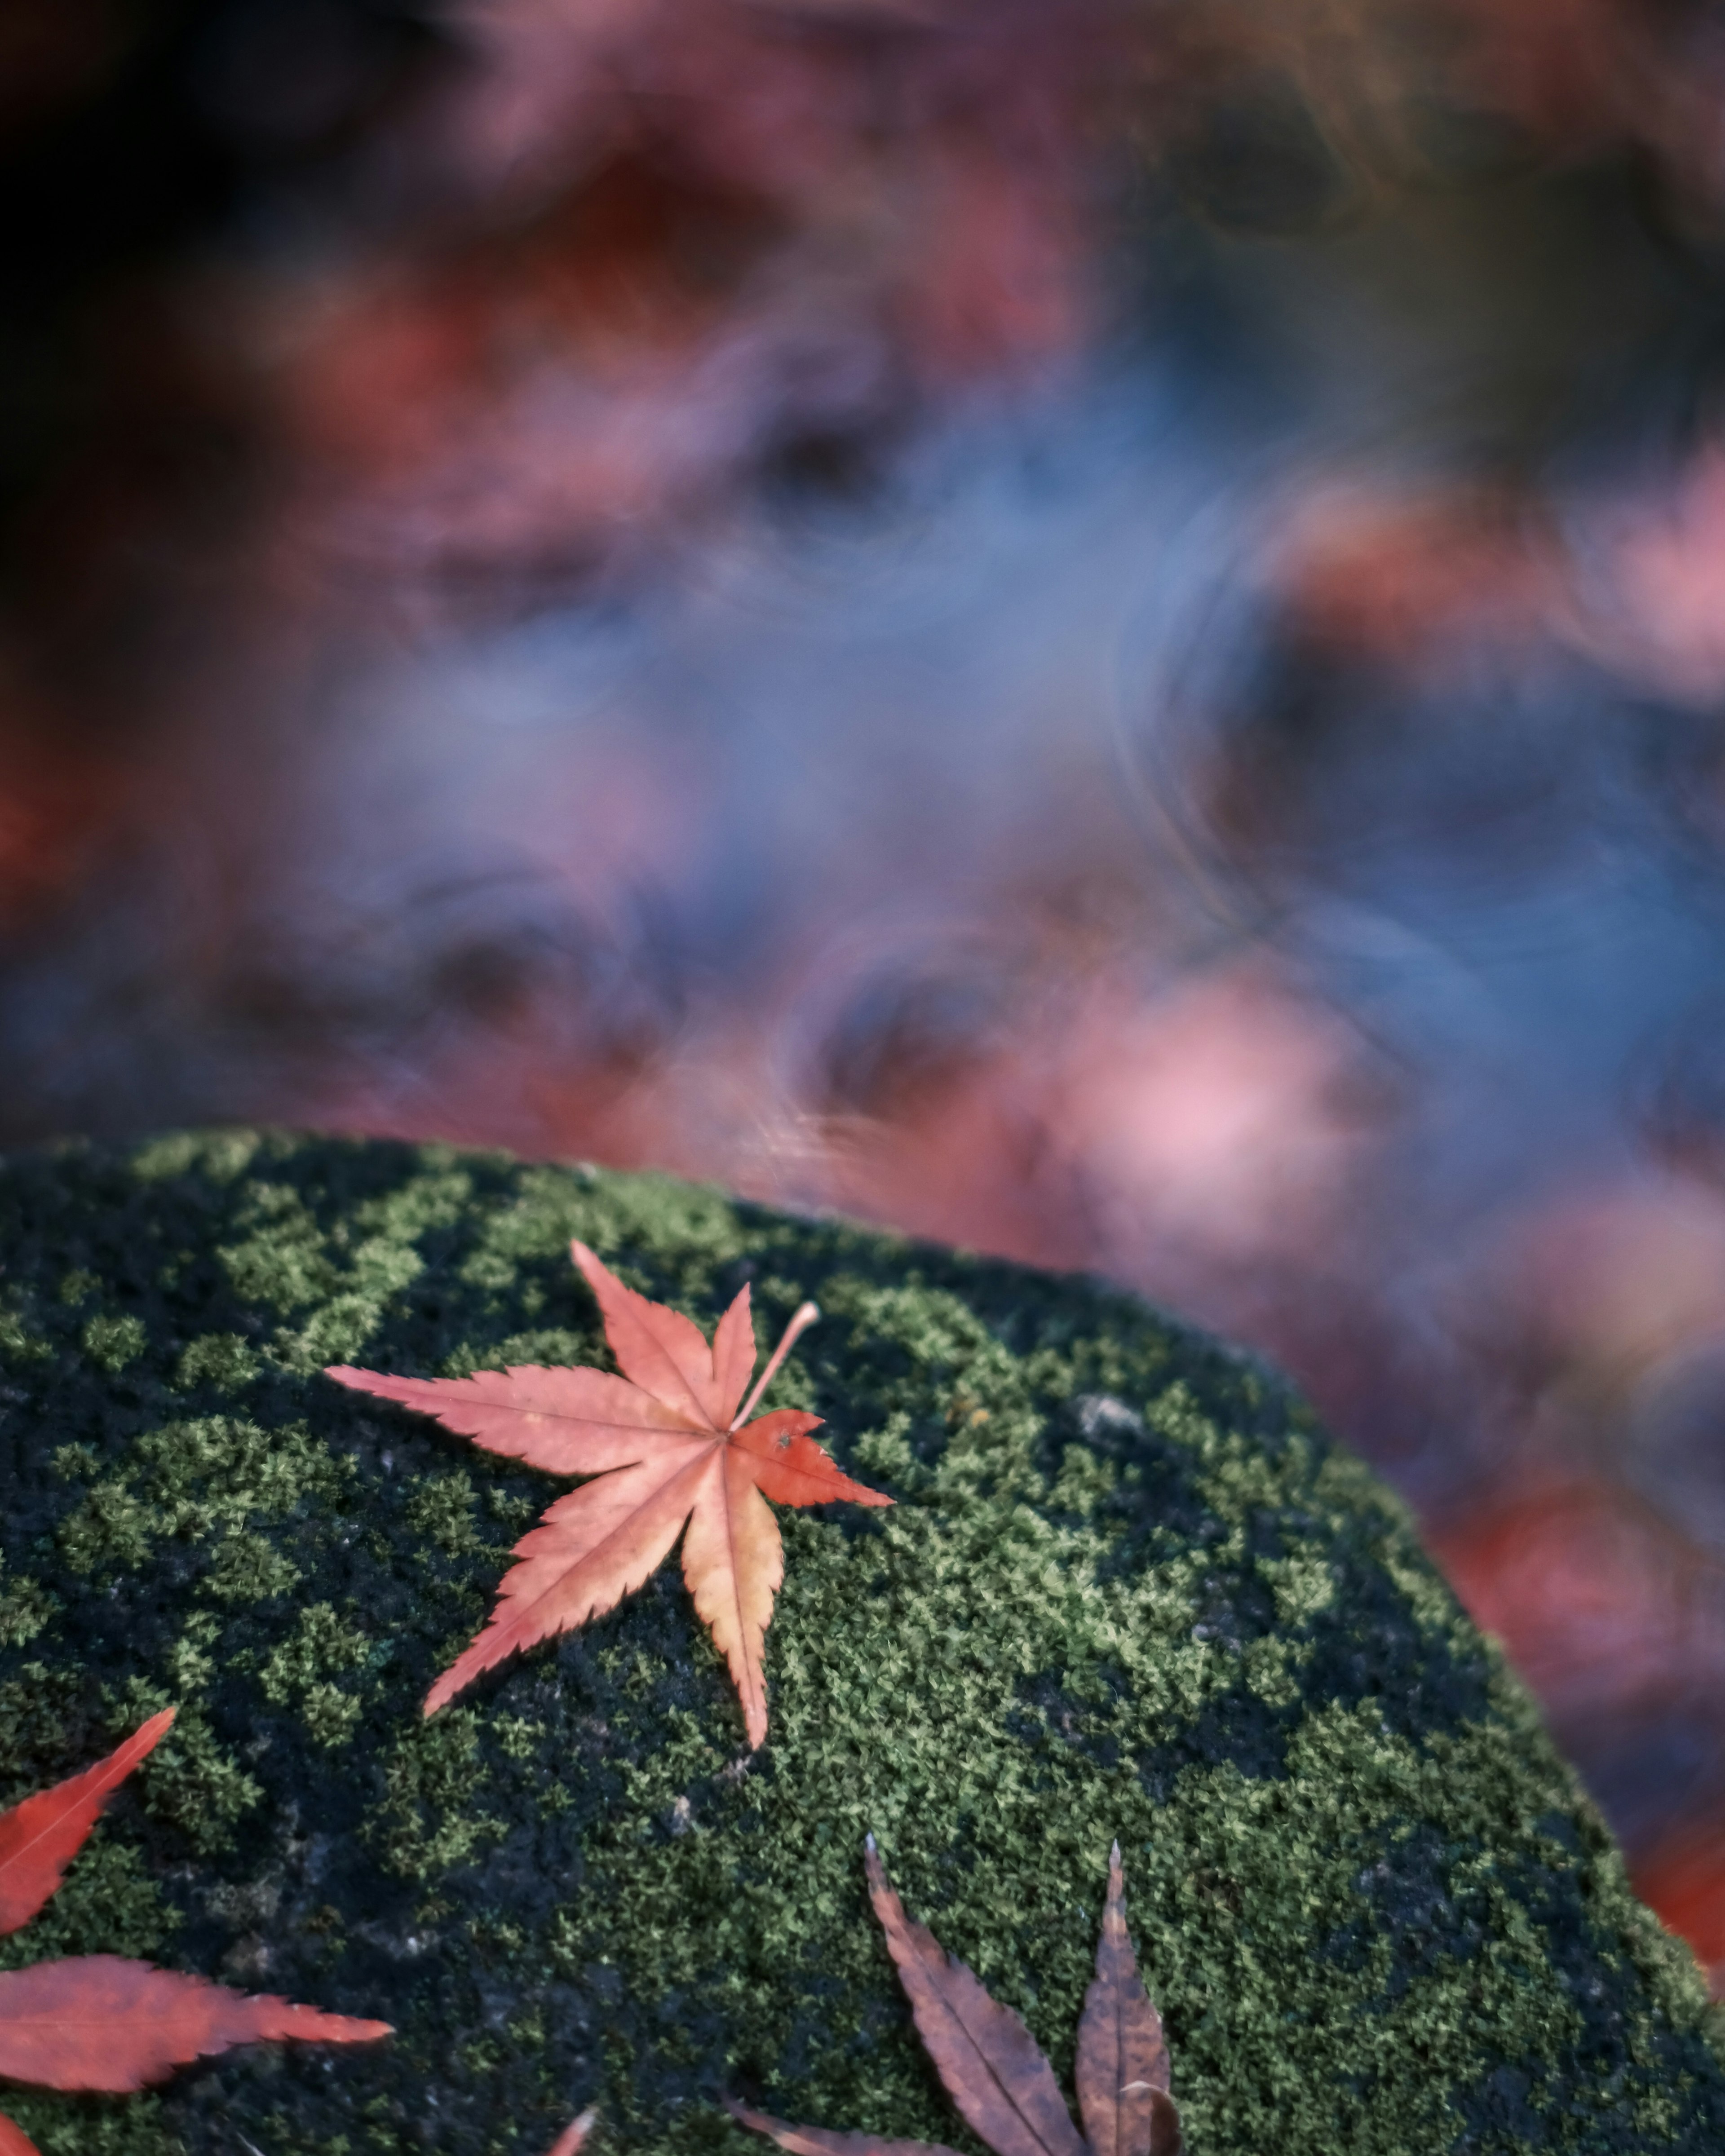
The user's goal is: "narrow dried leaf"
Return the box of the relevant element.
[329,1242,889,1745]
[725,2099,964,2155]
[544,2107,598,2156]
[0,1955,391,2093]
[0,1709,176,1938]
[864,1842,1087,2156]
[0,2111,38,2156]
[1075,1842,1171,2156]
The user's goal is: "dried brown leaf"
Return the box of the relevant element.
[863,1838,1086,2156]
[730,1842,1180,2156]
[1074,1842,1172,2156]
[1142,2094,1181,2156]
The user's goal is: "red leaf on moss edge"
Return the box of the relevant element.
[0,1712,390,2154]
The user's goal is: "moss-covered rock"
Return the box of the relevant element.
[0,1130,1716,2155]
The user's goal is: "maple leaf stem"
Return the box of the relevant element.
[730,1301,820,1430]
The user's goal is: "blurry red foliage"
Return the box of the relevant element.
[10,0,1725,1992]
[1632,1828,1725,1996]
[0,0,124,144]
[1427,1478,1724,1724]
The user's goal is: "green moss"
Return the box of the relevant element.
[373,1710,507,1878]
[0,1557,55,1649]
[110,1680,262,1853]
[0,2093,181,2156]
[57,1416,352,1590]
[83,1312,146,1371]
[406,1472,488,1557]
[0,1131,1712,2156]
[220,1182,339,1312]
[176,1334,262,1390]
[0,1838,179,1970]
[131,1127,259,1182]
[441,1328,598,1376]
[205,1528,301,1603]
[459,1163,746,1286]
[0,1665,94,1795]
[219,1162,480,1373]
[0,1303,51,1362]
[260,1603,374,1748]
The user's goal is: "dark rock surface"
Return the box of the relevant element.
[0,1131,1715,2155]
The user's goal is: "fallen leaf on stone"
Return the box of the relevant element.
[329,1240,891,1744]
[0,1711,391,2153]
[730,1839,1180,2156]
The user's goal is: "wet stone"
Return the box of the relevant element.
[0,1131,1716,2154]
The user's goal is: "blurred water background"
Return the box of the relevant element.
[9,0,1725,1980]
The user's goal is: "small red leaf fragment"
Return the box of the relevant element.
[544,2106,598,2156]
[1075,1842,1171,2156]
[863,1842,1086,2156]
[0,2110,39,2156]
[725,2098,964,2155]
[0,1709,175,1938]
[0,1956,390,2093]
[329,1243,890,1746]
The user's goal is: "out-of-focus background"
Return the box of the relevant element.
[8,0,1725,1979]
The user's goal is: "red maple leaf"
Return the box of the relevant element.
[0,1708,390,2153]
[328,1241,891,1745]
